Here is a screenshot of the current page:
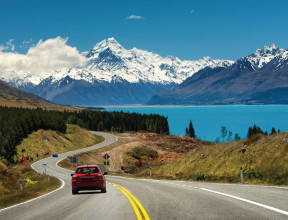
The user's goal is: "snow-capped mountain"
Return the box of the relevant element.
[148,44,288,105]
[246,44,285,69]
[0,38,234,105]
[47,37,233,85]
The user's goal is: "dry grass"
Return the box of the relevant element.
[0,96,81,111]
[0,125,104,209]
[58,133,127,173]
[152,132,288,185]
[15,124,104,163]
[0,163,60,209]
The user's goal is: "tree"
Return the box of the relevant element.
[227,131,233,141]
[270,127,276,135]
[185,120,196,138]
[221,126,227,142]
[247,124,263,138]
[234,133,241,141]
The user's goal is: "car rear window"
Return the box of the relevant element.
[76,167,99,174]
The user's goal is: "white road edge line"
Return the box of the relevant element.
[0,179,65,212]
[200,188,288,216]
[0,157,67,212]
[0,132,118,212]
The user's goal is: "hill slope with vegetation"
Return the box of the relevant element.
[0,106,169,163]
[0,124,104,209]
[152,132,288,185]
[0,79,79,111]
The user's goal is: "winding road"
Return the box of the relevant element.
[1,132,288,220]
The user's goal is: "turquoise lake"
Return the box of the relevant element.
[107,105,288,142]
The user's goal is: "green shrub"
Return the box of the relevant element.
[193,172,206,181]
[132,147,158,159]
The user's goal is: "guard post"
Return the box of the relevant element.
[20,178,23,192]
[240,165,244,184]
[42,163,47,176]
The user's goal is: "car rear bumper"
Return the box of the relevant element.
[72,181,105,190]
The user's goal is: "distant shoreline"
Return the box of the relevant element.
[80,104,288,110]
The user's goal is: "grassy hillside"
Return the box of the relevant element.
[58,134,126,173]
[151,132,288,185]
[0,125,104,209]
[14,124,104,163]
[0,79,80,111]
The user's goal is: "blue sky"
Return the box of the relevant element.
[1,0,288,60]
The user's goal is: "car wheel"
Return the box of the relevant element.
[101,187,106,193]
[72,189,78,195]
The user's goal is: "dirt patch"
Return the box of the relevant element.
[102,132,206,174]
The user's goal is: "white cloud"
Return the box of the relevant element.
[0,39,15,52]
[126,15,144,20]
[0,36,87,74]
[22,39,33,48]
[190,9,195,14]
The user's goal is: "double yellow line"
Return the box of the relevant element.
[111,183,150,220]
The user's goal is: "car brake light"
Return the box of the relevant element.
[97,174,103,180]
[72,176,77,182]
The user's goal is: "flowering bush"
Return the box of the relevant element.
[23,178,38,186]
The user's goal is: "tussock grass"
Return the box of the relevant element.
[0,125,104,208]
[0,163,60,209]
[58,133,125,173]
[15,124,104,163]
[152,132,288,185]
[0,96,81,111]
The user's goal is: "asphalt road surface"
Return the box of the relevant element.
[1,132,288,220]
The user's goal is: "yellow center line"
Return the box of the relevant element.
[118,187,143,220]
[120,187,150,220]
[112,183,120,186]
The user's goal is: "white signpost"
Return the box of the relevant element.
[42,163,47,176]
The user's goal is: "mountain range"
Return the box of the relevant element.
[147,44,288,105]
[0,38,233,106]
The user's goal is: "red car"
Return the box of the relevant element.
[71,165,107,194]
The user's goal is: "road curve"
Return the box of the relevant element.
[1,132,288,220]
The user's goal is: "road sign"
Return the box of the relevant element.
[22,157,26,164]
[103,153,110,160]
[71,156,77,168]
[103,153,110,173]
[71,157,77,163]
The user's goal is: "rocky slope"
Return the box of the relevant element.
[147,44,288,105]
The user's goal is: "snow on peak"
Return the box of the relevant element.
[247,44,285,69]
[86,37,126,58]
[0,37,235,86]
[42,39,236,85]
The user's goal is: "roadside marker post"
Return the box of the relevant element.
[19,178,23,192]
[103,153,110,173]
[240,165,244,184]
[42,163,47,176]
